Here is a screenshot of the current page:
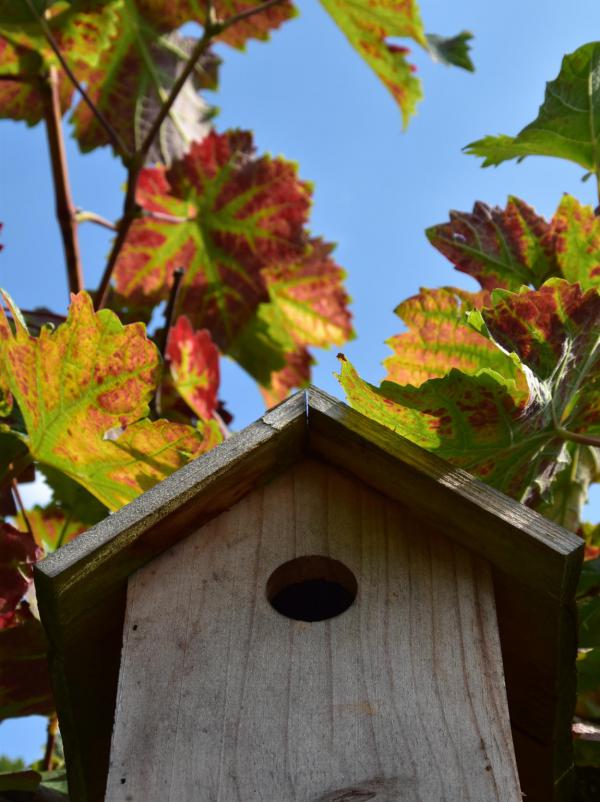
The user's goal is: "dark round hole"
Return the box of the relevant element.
[266,556,357,622]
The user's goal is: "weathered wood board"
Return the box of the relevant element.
[105,459,521,802]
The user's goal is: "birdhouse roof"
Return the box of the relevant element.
[34,386,583,802]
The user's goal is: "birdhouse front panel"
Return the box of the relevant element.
[104,458,520,802]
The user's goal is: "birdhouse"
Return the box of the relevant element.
[34,388,583,802]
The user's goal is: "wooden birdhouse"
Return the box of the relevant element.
[34,388,583,802]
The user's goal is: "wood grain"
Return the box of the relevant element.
[105,459,521,802]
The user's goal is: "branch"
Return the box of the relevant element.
[41,68,83,296]
[75,210,117,231]
[23,0,130,159]
[95,0,286,310]
[42,715,59,772]
[556,425,600,449]
[157,267,186,359]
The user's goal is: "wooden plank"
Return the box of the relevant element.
[105,459,521,802]
[306,386,583,603]
[34,393,307,802]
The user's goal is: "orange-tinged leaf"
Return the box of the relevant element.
[384,287,520,386]
[260,347,312,406]
[339,280,600,507]
[262,238,353,349]
[0,290,221,510]
[550,195,600,290]
[16,506,86,554]
[166,315,219,420]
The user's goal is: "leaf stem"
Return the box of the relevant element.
[23,0,130,159]
[75,210,118,231]
[556,425,600,449]
[42,714,59,771]
[41,68,84,297]
[11,479,33,538]
[94,0,286,311]
[158,267,186,359]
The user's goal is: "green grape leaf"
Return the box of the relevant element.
[0,522,41,617]
[535,444,600,533]
[426,31,474,71]
[338,279,600,506]
[551,195,600,289]
[114,130,351,390]
[166,315,219,420]
[71,7,218,162]
[426,197,556,291]
[466,42,600,172]
[384,287,520,386]
[16,505,88,554]
[0,604,53,719]
[0,290,221,511]
[319,0,473,127]
[0,0,119,70]
[39,465,108,525]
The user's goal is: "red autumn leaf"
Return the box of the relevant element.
[0,603,54,719]
[260,347,313,407]
[166,315,219,420]
[114,129,312,351]
[0,521,41,617]
[426,197,557,291]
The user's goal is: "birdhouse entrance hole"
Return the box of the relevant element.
[266,555,357,622]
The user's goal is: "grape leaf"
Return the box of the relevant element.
[578,648,600,694]
[319,0,473,127]
[580,556,600,597]
[166,315,219,420]
[338,280,600,506]
[384,287,520,386]
[0,39,72,126]
[465,42,600,172]
[0,290,220,510]
[133,0,296,48]
[260,347,312,406]
[0,0,119,70]
[550,195,600,289]
[16,505,87,554]
[426,197,556,291]
[580,596,600,648]
[0,522,41,617]
[262,238,353,349]
[535,444,600,533]
[71,7,218,162]
[426,31,474,71]
[114,130,338,388]
[0,604,53,719]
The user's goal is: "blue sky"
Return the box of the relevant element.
[2,0,600,763]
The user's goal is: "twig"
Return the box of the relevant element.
[94,0,286,311]
[42,715,59,771]
[23,0,129,159]
[11,479,33,537]
[153,268,185,417]
[213,410,231,439]
[41,67,83,296]
[75,210,117,231]
[556,425,600,449]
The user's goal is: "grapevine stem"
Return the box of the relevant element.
[41,68,84,297]
[556,425,600,449]
[11,480,33,537]
[23,0,129,159]
[42,715,59,771]
[94,0,286,311]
